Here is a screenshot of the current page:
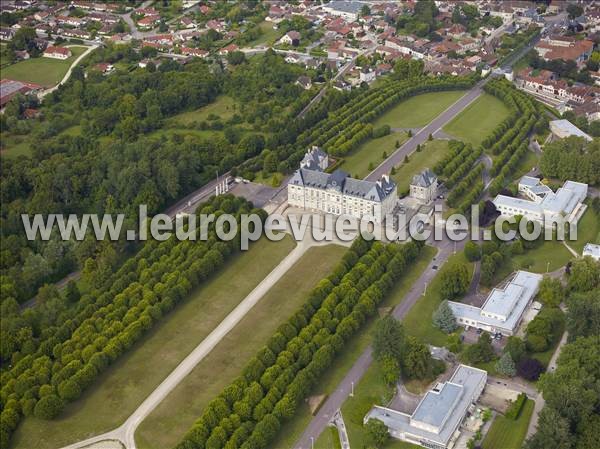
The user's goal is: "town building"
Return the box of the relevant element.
[0,79,42,108]
[43,46,71,59]
[583,243,600,261]
[534,36,594,66]
[296,75,312,90]
[280,30,300,46]
[448,271,543,336]
[410,169,438,204]
[365,365,487,449]
[288,149,397,223]
[549,119,593,142]
[321,0,362,22]
[493,176,588,228]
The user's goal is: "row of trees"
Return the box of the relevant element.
[176,239,425,449]
[540,136,600,186]
[0,195,264,448]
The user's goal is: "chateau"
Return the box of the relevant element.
[287,148,398,223]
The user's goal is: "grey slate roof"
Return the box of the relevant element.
[300,147,327,171]
[289,168,396,202]
[411,168,437,188]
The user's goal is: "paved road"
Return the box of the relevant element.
[294,238,458,449]
[365,82,486,182]
[58,237,350,449]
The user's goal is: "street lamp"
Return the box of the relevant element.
[310,436,314,449]
[546,261,550,273]
[350,381,354,397]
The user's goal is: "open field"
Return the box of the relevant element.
[267,246,437,449]
[135,244,347,449]
[247,21,284,47]
[340,132,408,179]
[392,139,450,195]
[12,237,296,449]
[512,241,573,273]
[373,91,466,129]
[314,427,342,449]
[482,399,535,449]
[443,94,511,146]
[167,95,237,125]
[0,46,88,87]
[403,253,475,346]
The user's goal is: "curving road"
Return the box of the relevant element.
[38,45,98,98]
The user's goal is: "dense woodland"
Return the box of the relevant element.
[540,136,600,186]
[0,48,315,304]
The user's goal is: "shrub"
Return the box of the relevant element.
[505,392,527,420]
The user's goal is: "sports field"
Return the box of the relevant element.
[1,46,88,87]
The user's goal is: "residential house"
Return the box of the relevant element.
[280,30,301,46]
[43,45,71,59]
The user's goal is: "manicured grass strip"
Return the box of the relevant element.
[482,399,535,449]
[512,241,572,273]
[570,207,600,253]
[372,91,466,129]
[0,46,88,87]
[403,253,474,346]
[392,139,450,195]
[135,244,347,449]
[267,246,437,449]
[443,94,511,146]
[12,237,296,449]
[340,132,408,179]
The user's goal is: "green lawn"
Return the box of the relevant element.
[392,139,450,195]
[340,132,408,179]
[268,246,437,449]
[570,207,600,253]
[443,94,511,146]
[482,399,535,449]
[0,46,89,87]
[247,21,284,47]
[373,91,466,129]
[512,240,573,273]
[314,427,342,449]
[167,95,237,126]
[12,237,297,449]
[135,244,347,449]
[341,363,420,449]
[403,253,475,346]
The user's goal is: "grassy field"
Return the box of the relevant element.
[373,91,466,129]
[267,246,437,449]
[1,46,88,87]
[392,139,450,195]
[314,427,342,449]
[443,94,511,146]
[247,21,284,47]
[340,132,408,179]
[403,253,475,346]
[135,244,348,449]
[570,207,600,253]
[12,237,297,449]
[512,240,573,273]
[341,363,420,449]
[167,95,237,125]
[482,399,535,449]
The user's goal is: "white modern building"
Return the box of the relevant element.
[448,271,543,336]
[288,149,397,224]
[365,364,487,449]
[493,176,588,229]
[549,119,593,142]
[583,243,600,261]
[410,169,438,204]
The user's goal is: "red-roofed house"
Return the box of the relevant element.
[43,46,71,59]
[218,43,238,56]
[181,47,209,58]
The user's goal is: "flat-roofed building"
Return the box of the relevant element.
[549,119,593,141]
[448,271,543,336]
[365,364,487,449]
[583,243,600,261]
[493,176,588,228]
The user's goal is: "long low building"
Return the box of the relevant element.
[493,176,588,228]
[365,365,487,449]
[448,270,543,336]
